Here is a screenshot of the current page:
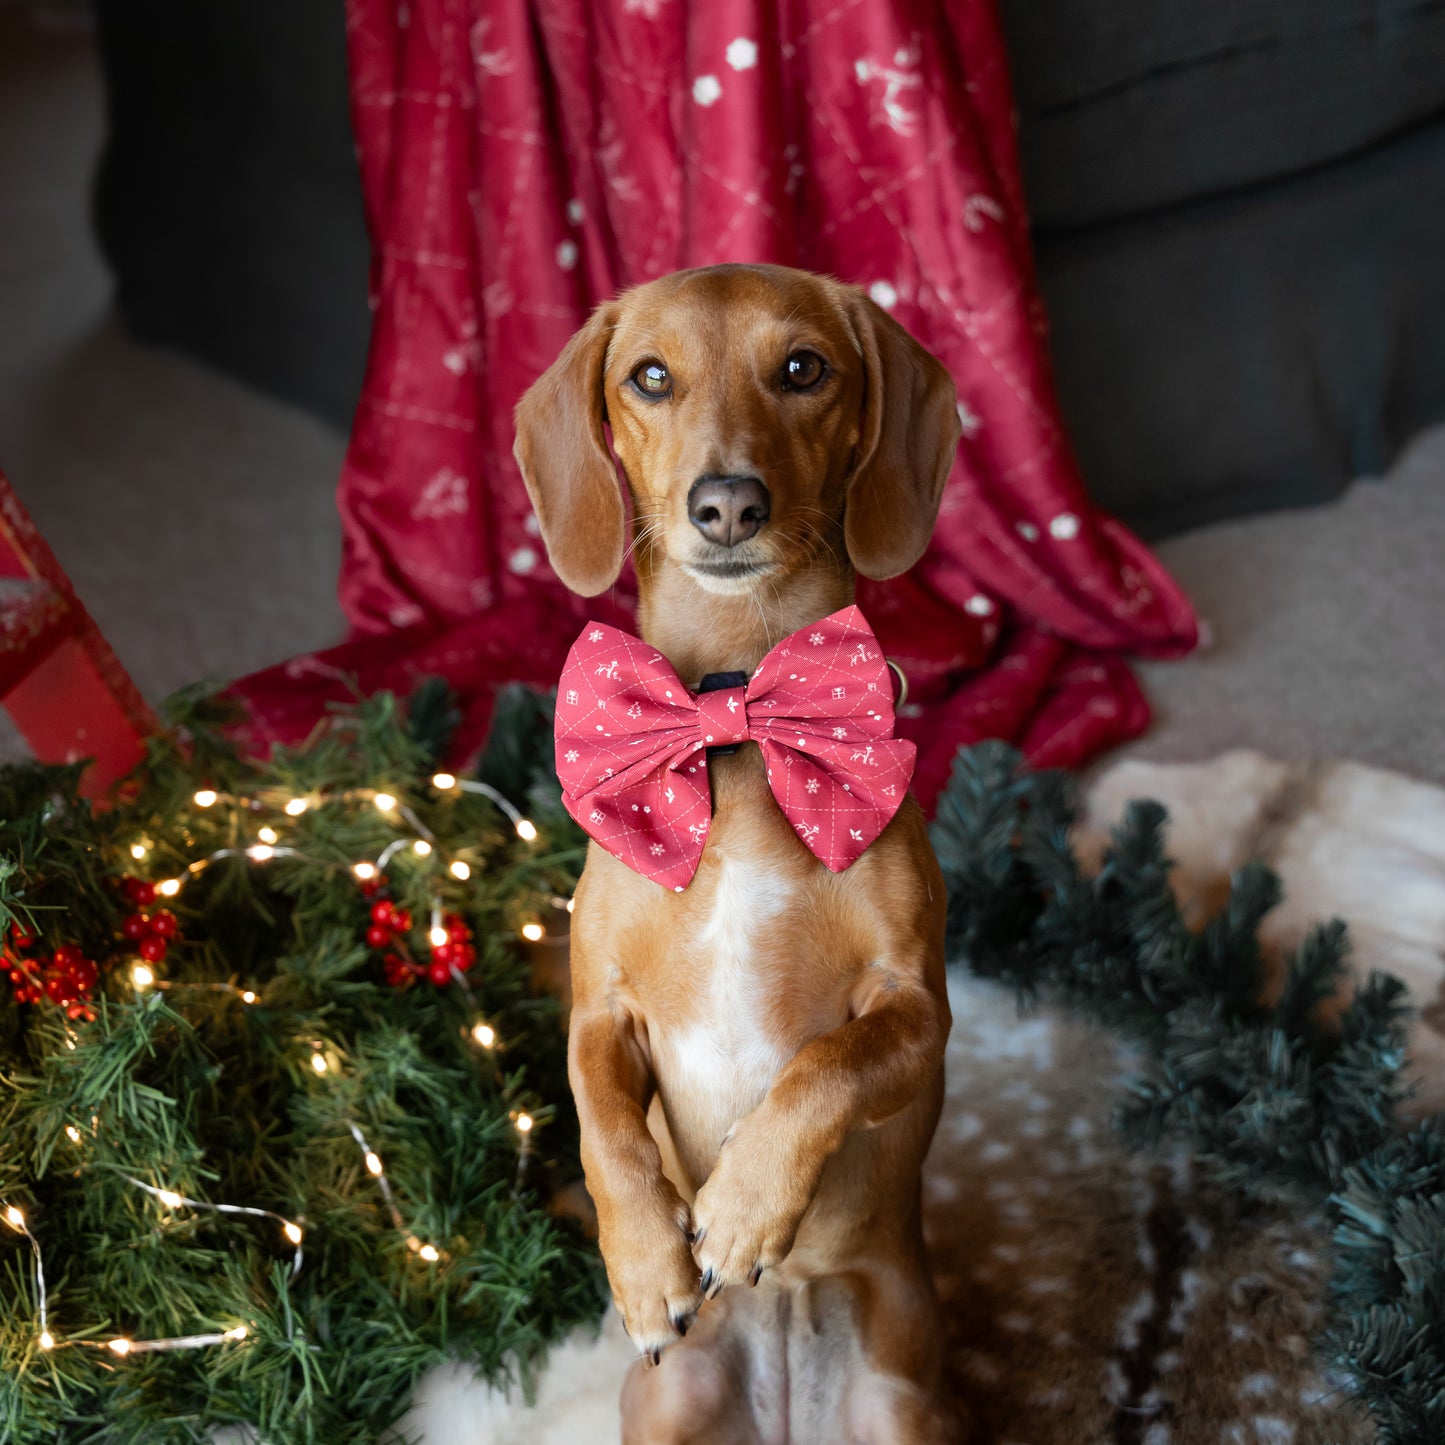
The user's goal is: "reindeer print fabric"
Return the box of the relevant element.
[556,607,914,887]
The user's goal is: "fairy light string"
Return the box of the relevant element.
[2,769,556,1359]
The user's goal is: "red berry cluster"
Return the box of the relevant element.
[360,881,476,990]
[120,877,180,964]
[5,930,99,1016]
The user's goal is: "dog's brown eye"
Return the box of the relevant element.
[783,351,826,390]
[632,361,671,398]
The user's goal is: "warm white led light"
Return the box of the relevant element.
[515,1113,535,1134]
[471,1022,496,1049]
[157,1189,183,1210]
[130,842,147,860]
[310,1053,328,1075]
[521,923,544,942]
[224,1325,248,1341]
[353,862,377,880]
[158,878,182,897]
[193,790,218,808]
[429,925,448,947]
[449,861,470,880]
[38,1330,54,1350]
[515,818,538,841]
[566,898,575,913]
[413,840,432,856]
[283,1222,303,1245]
[418,1244,440,1262]
[132,964,155,989]
[256,826,279,845]
[5,1206,24,1230]
[240,991,257,1005]
[108,1338,132,1356]
[432,773,456,790]
[364,1152,383,1176]
[284,798,308,816]
[65,1125,81,1144]
[248,844,275,862]
[373,793,397,813]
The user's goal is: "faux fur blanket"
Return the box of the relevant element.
[398,752,1445,1444]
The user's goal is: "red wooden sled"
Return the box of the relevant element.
[0,467,156,797]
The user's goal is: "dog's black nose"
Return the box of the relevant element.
[687,475,771,547]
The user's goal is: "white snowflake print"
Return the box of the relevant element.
[726,37,758,70]
[693,74,722,106]
[805,779,821,794]
[650,844,665,856]
[1049,512,1081,540]
[963,194,1006,233]
[965,595,995,617]
[957,400,982,439]
[832,726,848,739]
[883,784,897,797]
[588,629,604,642]
[556,240,579,271]
[565,689,578,706]
[849,643,878,666]
[831,685,847,700]
[595,659,620,680]
[589,809,604,824]
[850,745,877,766]
[509,546,537,574]
[809,632,825,646]
[564,749,579,763]
[412,467,470,521]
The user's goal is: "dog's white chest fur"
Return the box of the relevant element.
[661,854,793,1148]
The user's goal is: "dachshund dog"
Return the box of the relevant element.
[514,263,963,1444]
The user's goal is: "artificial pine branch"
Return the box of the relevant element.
[0,682,603,1444]
[930,742,1442,1439]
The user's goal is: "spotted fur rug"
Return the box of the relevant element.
[398,753,1445,1444]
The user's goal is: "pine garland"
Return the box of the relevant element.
[930,742,1444,1444]
[0,685,604,1445]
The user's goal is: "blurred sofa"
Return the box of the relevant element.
[92,0,1445,537]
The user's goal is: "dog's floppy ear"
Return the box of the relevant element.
[513,303,625,597]
[843,292,961,580]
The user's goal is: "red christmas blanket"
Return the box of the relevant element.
[231,0,1196,809]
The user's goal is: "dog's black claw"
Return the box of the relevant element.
[671,1312,690,1337]
[748,1263,763,1287]
[699,1268,715,1295]
[692,1226,707,1247]
[650,1346,661,1366]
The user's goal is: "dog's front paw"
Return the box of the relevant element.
[690,1109,823,1294]
[598,1182,704,1362]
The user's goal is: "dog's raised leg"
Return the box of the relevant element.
[690,968,949,1293]
[569,1005,706,1358]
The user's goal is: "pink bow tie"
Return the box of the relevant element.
[555,606,916,890]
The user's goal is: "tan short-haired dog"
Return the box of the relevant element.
[515,263,963,1444]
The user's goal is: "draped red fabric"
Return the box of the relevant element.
[230,0,1197,809]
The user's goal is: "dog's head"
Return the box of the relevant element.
[514,264,960,598]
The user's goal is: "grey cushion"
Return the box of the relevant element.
[1001,0,1445,226]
